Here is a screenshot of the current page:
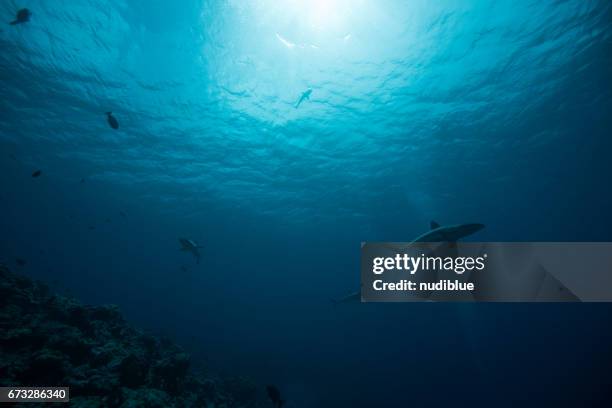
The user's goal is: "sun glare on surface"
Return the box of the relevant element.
[305,0,345,30]
[261,0,363,35]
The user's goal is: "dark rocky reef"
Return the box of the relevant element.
[0,265,258,407]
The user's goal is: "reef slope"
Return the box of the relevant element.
[0,265,258,407]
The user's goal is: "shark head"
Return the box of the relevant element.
[413,221,485,243]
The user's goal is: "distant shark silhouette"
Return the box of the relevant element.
[295,88,312,108]
[332,221,484,306]
[179,238,203,264]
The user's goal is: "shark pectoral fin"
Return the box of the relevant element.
[430,220,440,230]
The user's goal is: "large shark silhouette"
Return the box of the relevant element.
[332,220,484,306]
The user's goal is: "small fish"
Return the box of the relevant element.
[266,385,285,408]
[10,8,31,25]
[80,178,85,183]
[32,170,42,178]
[16,258,27,266]
[106,112,119,130]
[180,265,188,273]
[88,225,95,230]
[119,211,127,218]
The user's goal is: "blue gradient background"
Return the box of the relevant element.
[1,1,611,406]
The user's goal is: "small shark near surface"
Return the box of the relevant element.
[294,88,312,108]
[179,238,203,264]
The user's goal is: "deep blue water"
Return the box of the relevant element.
[1,1,612,406]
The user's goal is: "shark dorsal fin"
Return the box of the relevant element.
[430,221,440,230]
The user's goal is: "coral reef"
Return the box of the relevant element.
[0,265,258,407]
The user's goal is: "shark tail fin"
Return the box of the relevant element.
[430,220,440,230]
